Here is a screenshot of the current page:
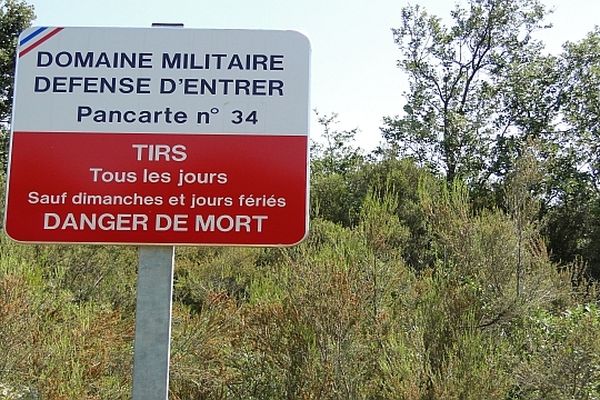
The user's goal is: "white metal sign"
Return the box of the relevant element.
[14,27,310,135]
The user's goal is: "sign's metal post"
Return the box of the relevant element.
[131,24,180,400]
[132,246,175,400]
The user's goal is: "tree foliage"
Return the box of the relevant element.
[381,0,552,186]
[560,28,600,195]
[0,0,34,170]
[310,112,364,226]
[534,29,600,279]
[381,0,600,279]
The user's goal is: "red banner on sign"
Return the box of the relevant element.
[5,132,308,245]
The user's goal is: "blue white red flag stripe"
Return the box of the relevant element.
[19,27,63,58]
[19,26,47,46]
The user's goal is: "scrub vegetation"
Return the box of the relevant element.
[1,0,600,399]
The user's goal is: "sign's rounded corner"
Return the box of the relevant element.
[282,225,310,247]
[3,224,29,244]
[18,26,41,40]
[287,30,311,50]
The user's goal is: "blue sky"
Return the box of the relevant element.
[26,0,600,150]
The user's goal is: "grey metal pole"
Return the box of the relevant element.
[132,22,182,400]
[132,246,175,400]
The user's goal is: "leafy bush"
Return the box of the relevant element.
[0,154,598,399]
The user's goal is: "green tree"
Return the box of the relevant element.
[311,111,362,176]
[560,28,600,194]
[381,0,553,186]
[0,0,34,170]
[540,29,600,279]
[310,112,364,226]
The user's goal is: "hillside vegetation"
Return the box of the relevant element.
[1,153,599,399]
